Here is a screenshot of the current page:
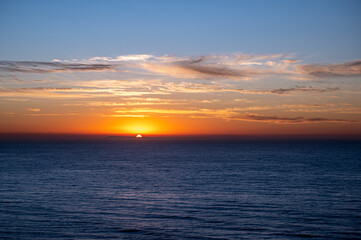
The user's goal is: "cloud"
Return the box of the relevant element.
[230,113,356,123]
[26,108,40,112]
[115,108,207,115]
[0,75,25,82]
[24,113,79,116]
[236,86,340,95]
[3,55,361,82]
[142,56,270,79]
[174,57,249,78]
[297,60,361,77]
[104,106,357,124]
[89,54,153,62]
[0,98,28,102]
[152,80,339,95]
[0,86,168,98]
[0,61,118,73]
[138,55,361,80]
[88,54,361,80]
[71,100,183,107]
[159,83,340,95]
[13,87,75,92]
[110,108,238,119]
[0,87,111,95]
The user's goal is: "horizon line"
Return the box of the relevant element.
[0,133,360,141]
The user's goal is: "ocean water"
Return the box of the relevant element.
[0,139,360,239]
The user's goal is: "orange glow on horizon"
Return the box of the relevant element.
[117,118,160,135]
[0,113,360,137]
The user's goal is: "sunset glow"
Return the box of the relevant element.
[0,1,360,138]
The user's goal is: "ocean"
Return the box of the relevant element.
[0,138,360,239]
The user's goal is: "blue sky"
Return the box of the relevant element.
[1,0,360,62]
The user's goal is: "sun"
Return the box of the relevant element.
[136,134,143,138]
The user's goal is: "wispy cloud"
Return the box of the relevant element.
[23,113,79,116]
[156,82,340,95]
[230,113,356,123]
[0,85,168,98]
[235,86,340,95]
[141,55,287,79]
[0,61,119,73]
[297,60,361,78]
[108,107,356,124]
[166,57,250,78]
[69,100,184,107]
[1,53,359,131]
[26,108,40,112]
[89,54,153,62]
[111,108,238,119]
[2,54,360,81]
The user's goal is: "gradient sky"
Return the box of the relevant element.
[1,0,361,136]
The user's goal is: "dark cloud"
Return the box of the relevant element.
[231,114,355,123]
[267,86,339,94]
[175,57,250,78]
[236,86,339,94]
[0,61,118,73]
[298,60,361,77]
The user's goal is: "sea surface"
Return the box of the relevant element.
[0,138,360,239]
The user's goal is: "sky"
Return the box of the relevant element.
[0,0,360,136]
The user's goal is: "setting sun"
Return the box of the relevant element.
[136,134,142,138]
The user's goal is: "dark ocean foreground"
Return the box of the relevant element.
[0,139,360,239]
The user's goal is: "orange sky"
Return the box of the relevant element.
[0,53,360,137]
[0,114,359,137]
